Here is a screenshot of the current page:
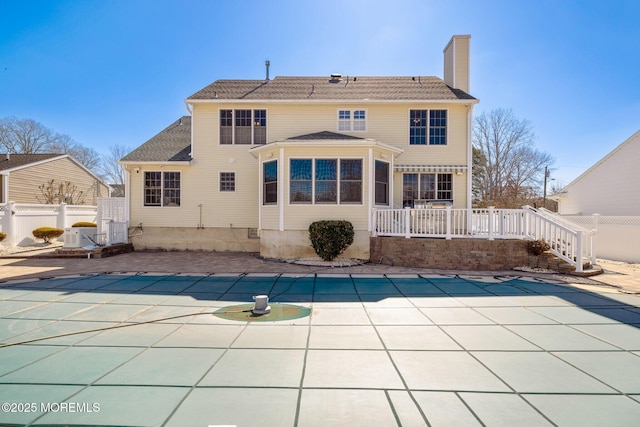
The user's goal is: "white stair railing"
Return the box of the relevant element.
[372,206,596,273]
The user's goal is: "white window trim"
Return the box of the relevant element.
[219,171,237,192]
[373,159,391,207]
[407,108,449,146]
[262,160,278,206]
[142,170,182,208]
[337,109,367,132]
[288,156,365,206]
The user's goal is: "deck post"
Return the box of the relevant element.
[576,231,584,273]
[371,209,377,237]
[445,206,452,239]
[487,206,495,240]
[404,207,411,238]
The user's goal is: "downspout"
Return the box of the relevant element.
[1,173,8,204]
[258,152,262,232]
[124,166,131,226]
[466,103,473,234]
[279,147,285,232]
[184,101,194,159]
[368,148,373,232]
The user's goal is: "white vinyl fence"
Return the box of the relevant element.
[561,214,640,263]
[96,197,128,245]
[0,202,97,246]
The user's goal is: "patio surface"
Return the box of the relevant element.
[0,251,640,426]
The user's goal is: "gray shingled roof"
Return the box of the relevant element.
[187,76,475,101]
[121,116,191,162]
[287,131,363,141]
[0,153,62,172]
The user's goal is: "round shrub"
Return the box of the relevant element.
[527,239,550,255]
[32,227,64,243]
[71,222,97,227]
[308,220,354,261]
[0,231,6,242]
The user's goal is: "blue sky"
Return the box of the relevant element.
[1,0,638,187]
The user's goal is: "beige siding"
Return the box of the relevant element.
[443,35,470,93]
[261,206,279,230]
[130,99,472,230]
[8,158,108,205]
[454,36,470,93]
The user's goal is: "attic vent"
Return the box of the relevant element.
[329,73,342,83]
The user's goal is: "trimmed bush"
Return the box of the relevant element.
[308,220,354,261]
[71,222,97,227]
[0,232,6,242]
[527,239,550,255]
[32,227,64,243]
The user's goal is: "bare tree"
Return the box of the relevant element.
[0,117,58,154]
[473,108,553,208]
[48,133,101,171]
[97,145,132,197]
[37,179,87,205]
[0,116,101,172]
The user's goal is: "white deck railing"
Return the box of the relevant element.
[371,205,596,272]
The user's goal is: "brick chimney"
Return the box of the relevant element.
[443,35,471,93]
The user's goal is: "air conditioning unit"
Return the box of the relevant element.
[63,228,96,248]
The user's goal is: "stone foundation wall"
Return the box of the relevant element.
[370,237,531,270]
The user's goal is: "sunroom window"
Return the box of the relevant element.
[374,160,389,205]
[290,158,362,204]
[263,160,278,205]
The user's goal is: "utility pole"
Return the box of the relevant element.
[543,165,549,209]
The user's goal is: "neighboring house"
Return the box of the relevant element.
[551,130,640,263]
[553,130,640,215]
[0,153,110,205]
[121,35,478,259]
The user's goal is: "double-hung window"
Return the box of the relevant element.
[290,159,362,204]
[144,171,181,207]
[263,160,278,205]
[409,109,447,145]
[374,160,389,205]
[402,173,452,207]
[220,109,267,144]
[337,109,366,132]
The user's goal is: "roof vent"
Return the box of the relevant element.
[329,73,342,83]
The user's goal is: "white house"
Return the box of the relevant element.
[554,130,640,215]
[553,130,640,263]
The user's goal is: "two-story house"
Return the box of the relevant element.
[120,35,478,259]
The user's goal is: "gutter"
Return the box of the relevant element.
[185,98,479,106]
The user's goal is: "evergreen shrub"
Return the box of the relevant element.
[32,227,64,243]
[308,220,354,261]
